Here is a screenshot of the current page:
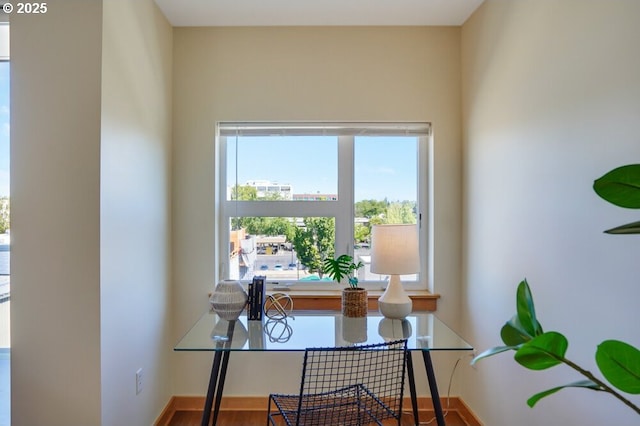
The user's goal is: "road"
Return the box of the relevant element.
[254,250,299,272]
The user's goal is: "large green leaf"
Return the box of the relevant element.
[604,220,640,235]
[471,345,517,366]
[514,332,568,370]
[501,315,534,346]
[516,279,543,337]
[593,164,640,208]
[596,340,640,394]
[322,254,353,282]
[527,380,602,408]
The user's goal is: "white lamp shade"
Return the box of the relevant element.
[370,224,420,275]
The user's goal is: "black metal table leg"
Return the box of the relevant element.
[405,352,420,426]
[211,350,231,425]
[201,321,235,426]
[422,350,446,426]
[201,350,223,426]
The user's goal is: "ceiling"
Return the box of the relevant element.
[154,0,485,27]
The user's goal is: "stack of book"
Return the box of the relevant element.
[247,275,266,321]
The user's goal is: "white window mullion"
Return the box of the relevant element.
[223,200,340,218]
[335,135,355,256]
[419,134,432,292]
[217,134,230,282]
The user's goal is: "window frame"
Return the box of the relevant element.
[216,122,431,292]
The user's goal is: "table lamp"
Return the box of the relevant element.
[370,224,420,319]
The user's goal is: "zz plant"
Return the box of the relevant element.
[472,279,640,414]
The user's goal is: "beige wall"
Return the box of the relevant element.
[10,0,173,424]
[101,0,173,425]
[461,1,640,424]
[10,1,103,424]
[171,26,464,395]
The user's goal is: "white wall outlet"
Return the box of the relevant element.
[136,368,143,395]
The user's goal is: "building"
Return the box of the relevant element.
[245,180,293,200]
[292,193,338,201]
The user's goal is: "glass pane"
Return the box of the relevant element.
[226,136,338,201]
[175,311,473,352]
[354,136,418,282]
[229,217,336,282]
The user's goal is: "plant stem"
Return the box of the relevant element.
[561,356,640,415]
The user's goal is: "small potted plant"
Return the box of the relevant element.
[323,254,366,317]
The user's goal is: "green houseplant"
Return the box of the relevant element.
[593,163,640,234]
[323,254,366,317]
[473,164,640,414]
[472,279,640,414]
[323,254,364,289]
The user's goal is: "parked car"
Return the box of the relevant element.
[259,264,268,270]
[274,264,283,271]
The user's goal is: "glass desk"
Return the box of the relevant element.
[175,311,473,426]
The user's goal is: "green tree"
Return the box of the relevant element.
[262,191,284,201]
[354,223,369,243]
[292,217,335,276]
[234,216,295,240]
[384,201,416,224]
[231,184,257,200]
[0,196,8,234]
[239,217,266,234]
[355,199,388,218]
[369,215,385,226]
[262,217,296,241]
[352,200,417,243]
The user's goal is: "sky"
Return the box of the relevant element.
[227,135,418,202]
[0,61,7,197]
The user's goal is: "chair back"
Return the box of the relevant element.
[295,339,408,425]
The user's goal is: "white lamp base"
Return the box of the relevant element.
[378,318,413,341]
[378,274,413,319]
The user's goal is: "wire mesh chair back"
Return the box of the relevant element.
[267,339,408,426]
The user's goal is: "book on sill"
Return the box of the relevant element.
[247,275,266,321]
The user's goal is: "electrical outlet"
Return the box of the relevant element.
[136,368,143,395]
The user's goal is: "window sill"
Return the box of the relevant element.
[274,290,439,312]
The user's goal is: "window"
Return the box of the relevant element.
[217,122,431,291]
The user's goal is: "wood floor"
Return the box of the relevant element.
[168,409,474,425]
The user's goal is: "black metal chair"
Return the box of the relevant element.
[267,339,408,426]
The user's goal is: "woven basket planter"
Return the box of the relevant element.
[341,287,368,317]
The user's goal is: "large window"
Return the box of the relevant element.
[217,122,430,290]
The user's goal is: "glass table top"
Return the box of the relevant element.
[174,310,473,352]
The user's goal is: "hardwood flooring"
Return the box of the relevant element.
[168,409,474,426]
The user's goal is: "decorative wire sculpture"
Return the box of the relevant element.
[264,317,294,343]
[265,293,294,319]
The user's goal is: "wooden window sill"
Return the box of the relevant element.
[274,290,439,312]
